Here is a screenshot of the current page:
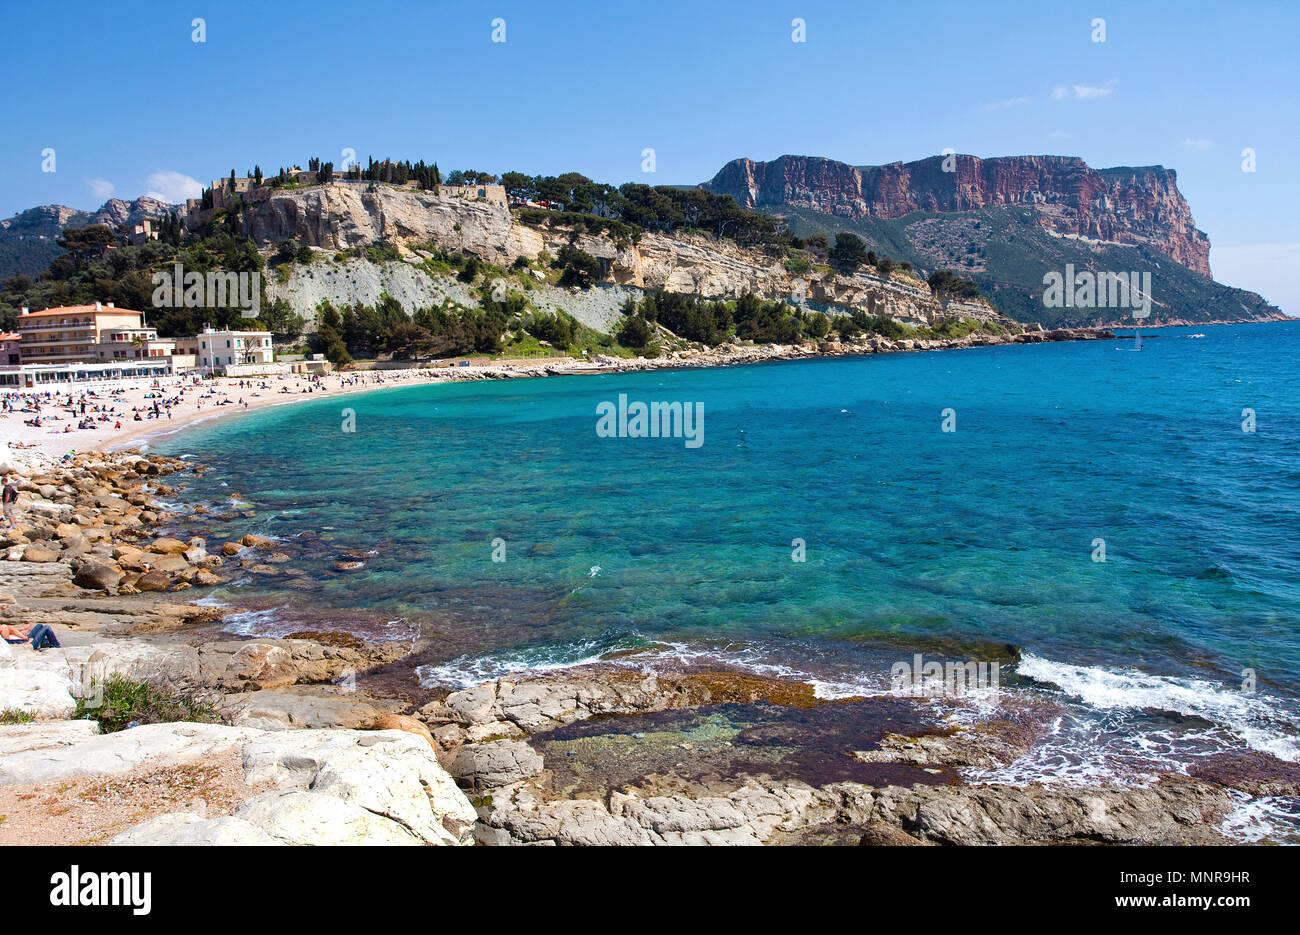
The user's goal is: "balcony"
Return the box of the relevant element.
[19,320,94,332]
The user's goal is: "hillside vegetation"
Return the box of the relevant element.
[771,204,1282,326]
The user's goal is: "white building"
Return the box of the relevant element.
[0,358,185,391]
[175,327,275,373]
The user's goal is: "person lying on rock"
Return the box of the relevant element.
[0,622,61,651]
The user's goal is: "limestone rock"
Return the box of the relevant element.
[109,812,283,846]
[0,722,258,785]
[371,713,435,749]
[221,687,383,730]
[226,643,297,690]
[233,790,422,845]
[240,728,476,844]
[445,739,544,792]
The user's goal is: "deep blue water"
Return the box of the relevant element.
[157,322,1300,784]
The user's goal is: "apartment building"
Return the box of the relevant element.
[174,327,274,372]
[15,303,181,365]
[16,302,153,364]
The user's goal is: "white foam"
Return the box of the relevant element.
[1018,652,1300,762]
[1220,791,1300,843]
[416,639,611,689]
[221,605,289,636]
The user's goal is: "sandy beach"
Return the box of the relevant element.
[0,358,625,461]
[2,328,1083,462]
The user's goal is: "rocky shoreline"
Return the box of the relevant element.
[426,323,1123,382]
[1,450,1296,845]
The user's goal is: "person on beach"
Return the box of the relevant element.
[0,621,61,651]
[2,476,19,527]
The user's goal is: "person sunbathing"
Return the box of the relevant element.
[0,621,60,651]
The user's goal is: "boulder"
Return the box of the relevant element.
[73,562,122,591]
[147,553,189,574]
[22,545,59,563]
[135,569,170,592]
[226,643,297,689]
[59,536,90,560]
[148,537,189,555]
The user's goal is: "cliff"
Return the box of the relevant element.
[242,184,1005,328]
[704,154,1212,276]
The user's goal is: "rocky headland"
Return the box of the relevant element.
[700,153,1287,327]
[705,154,1212,274]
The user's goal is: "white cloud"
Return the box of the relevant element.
[1052,79,1118,101]
[144,169,202,204]
[1183,137,1214,150]
[984,95,1031,111]
[1048,129,1072,141]
[1211,243,1300,317]
[86,177,115,199]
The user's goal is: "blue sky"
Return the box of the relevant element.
[3,0,1297,311]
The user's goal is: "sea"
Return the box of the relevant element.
[155,321,1300,834]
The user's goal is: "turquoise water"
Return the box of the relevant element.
[158,322,1300,782]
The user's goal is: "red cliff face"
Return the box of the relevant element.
[704,154,1212,276]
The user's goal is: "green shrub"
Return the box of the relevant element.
[617,314,653,350]
[784,252,811,274]
[74,675,219,734]
[365,244,402,263]
[928,269,983,298]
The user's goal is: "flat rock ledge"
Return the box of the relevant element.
[472,772,1234,846]
[0,720,475,846]
[0,632,405,720]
